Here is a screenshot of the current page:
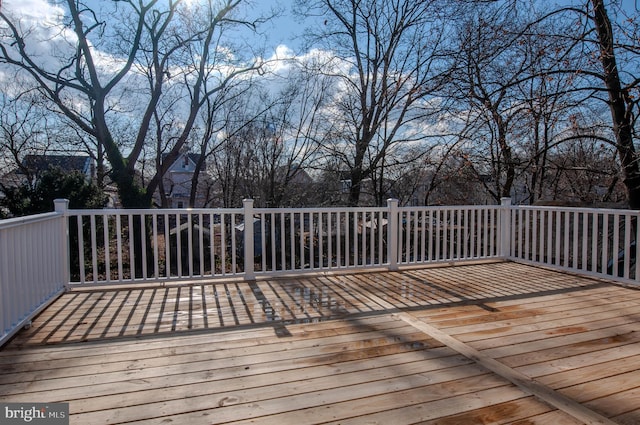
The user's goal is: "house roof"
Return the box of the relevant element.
[22,155,92,175]
[161,152,202,164]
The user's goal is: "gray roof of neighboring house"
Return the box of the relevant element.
[21,155,93,175]
[161,153,202,164]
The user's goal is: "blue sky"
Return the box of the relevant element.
[246,0,308,52]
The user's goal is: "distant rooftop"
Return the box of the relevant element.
[22,154,92,175]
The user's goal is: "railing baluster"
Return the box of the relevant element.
[484,208,489,257]
[116,214,123,281]
[361,211,366,266]
[318,212,323,268]
[624,214,631,280]
[281,212,287,271]
[464,209,470,259]
[470,209,476,259]
[344,211,349,268]
[152,214,158,279]
[300,212,306,268]
[104,214,111,283]
[209,213,215,277]
[352,211,358,266]
[231,212,237,274]
[458,209,464,259]
[573,211,579,269]
[176,213,182,277]
[435,210,441,261]
[553,210,558,265]
[127,214,134,279]
[187,212,193,278]
[563,211,569,268]
[141,213,148,280]
[532,209,538,263]
[592,212,598,273]
[545,210,551,265]
[369,210,375,265]
[602,213,610,274]
[198,212,205,277]
[581,212,587,271]
[164,213,170,278]
[327,212,333,268]
[291,211,297,269]
[311,213,318,270]
[77,215,85,283]
[635,215,640,283]
[448,209,454,260]
[220,213,226,276]
[517,210,527,259]
[612,214,620,277]
[90,215,98,283]
[258,212,268,271]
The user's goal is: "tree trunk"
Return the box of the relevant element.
[349,169,363,207]
[591,0,640,209]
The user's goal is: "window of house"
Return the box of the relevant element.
[340,179,352,194]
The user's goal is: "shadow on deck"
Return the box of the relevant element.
[9,260,606,347]
[2,261,640,424]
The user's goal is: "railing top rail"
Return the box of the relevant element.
[513,205,640,215]
[65,207,243,216]
[398,205,500,212]
[0,211,62,230]
[254,206,389,214]
[61,204,504,217]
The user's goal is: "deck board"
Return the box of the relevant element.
[1,261,640,424]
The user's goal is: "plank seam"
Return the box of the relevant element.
[396,311,616,425]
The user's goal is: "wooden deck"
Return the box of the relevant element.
[2,261,640,424]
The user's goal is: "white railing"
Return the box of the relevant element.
[3,197,639,346]
[250,203,390,277]
[507,202,640,285]
[62,205,243,284]
[61,199,502,285]
[0,200,68,346]
[396,204,501,266]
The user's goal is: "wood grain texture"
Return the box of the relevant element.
[1,261,638,424]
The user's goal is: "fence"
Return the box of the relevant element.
[508,202,640,282]
[0,200,68,346]
[2,197,639,346]
[57,199,640,285]
[59,200,503,285]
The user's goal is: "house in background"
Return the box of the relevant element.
[161,150,205,208]
[23,154,94,178]
[1,154,95,188]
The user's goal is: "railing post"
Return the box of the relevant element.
[500,197,512,259]
[387,198,399,271]
[54,199,70,287]
[243,199,255,280]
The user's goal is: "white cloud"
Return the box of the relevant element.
[2,0,78,70]
[3,0,65,23]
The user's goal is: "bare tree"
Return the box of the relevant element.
[527,0,640,206]
[450,2,545,201]
[545,137,623,203]
[0,94,49,186]
[296,0,454,206]
[0,0,266,208]
[588,0,640,207]
[206,61,334,208]
[254,66,333,207]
